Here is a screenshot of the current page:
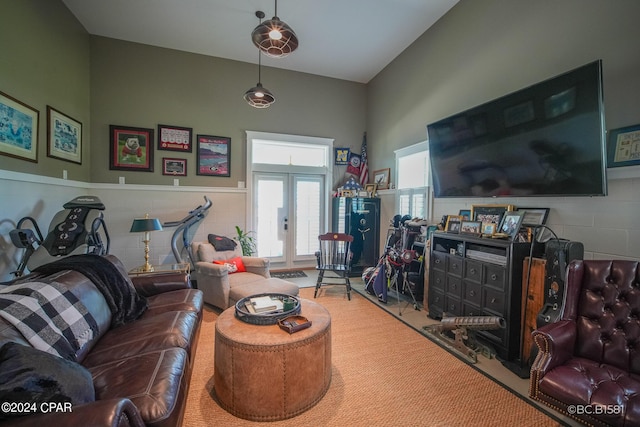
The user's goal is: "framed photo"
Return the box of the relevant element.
[109,125,153,171]
[334,147,350,165]
[607,124,640,168]
[365,183,378,197]
[516,207,550,226]
[47,106,82,164]
[471,204,513,226]
[0,90,39,162]
[498,211,525,240]
[373,168,390,189]
[158,124,192,152]
[460,220,482,236]
[482,223,497,236]
[458,209,471,220]
[162,157,187,176]
[445,215,462,233]
[197,134,230,177]
[340,189,355,197]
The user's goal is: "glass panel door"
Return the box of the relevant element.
[254,173,324,268]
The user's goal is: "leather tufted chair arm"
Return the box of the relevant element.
[531,319,576,376]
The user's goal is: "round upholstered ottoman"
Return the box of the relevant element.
[213,299,331,421]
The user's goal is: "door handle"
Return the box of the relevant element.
[284,217,288,231]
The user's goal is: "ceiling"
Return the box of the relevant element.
[61,0,459,83]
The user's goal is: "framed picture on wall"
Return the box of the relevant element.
[157,124,192,152]
[162,157,187,176]
[109,125,154,172]
[334,147,350,165]
[47,106,82,164]
[0,90,39,163]
[196,134,230,177]
[607,124,640,168]
[373,168,390,189]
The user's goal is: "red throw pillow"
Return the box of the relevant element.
[213,257,246,274]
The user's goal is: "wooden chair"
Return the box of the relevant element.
[314,232,354,300]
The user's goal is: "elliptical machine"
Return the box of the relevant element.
[162,196,212,266]
[9,195,110,277]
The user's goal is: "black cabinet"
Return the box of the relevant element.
[428,231,538,362]
[331,197,380,276]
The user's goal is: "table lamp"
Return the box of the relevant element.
[130,214,163,272]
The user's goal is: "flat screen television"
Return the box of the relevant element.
[427,60,607,198]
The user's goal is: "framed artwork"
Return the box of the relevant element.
[162,157,187,176]
[334,147,350,165]
[498,211,525,240]
[157,124,192,152]
[516,207,550,226]
[460,220,482,236]
[109,125,154,172]
[607,124,640,168]
[47,106,82,164]
[197,134,230,177]
[0,90,39,162]
[482,223,497,236]
[471,204,513,226]
[373,168,390,189]
[365,183,378,197]
[458,209,471,220]
[445,215,462,233]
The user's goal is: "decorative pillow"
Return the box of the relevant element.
[208,234,237,251]
[213,257,246,274]
[0,342,95,419]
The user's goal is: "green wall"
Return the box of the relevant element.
[0,0,91,181]
[366,0,640,173]
[0,0,367,189]
[89,37,366,187]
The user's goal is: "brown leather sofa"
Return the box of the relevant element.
[0,254,203,427]
[530,259,640,427]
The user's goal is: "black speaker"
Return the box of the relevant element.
[536,239,584,328]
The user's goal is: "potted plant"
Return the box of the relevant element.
[234,225,257,256]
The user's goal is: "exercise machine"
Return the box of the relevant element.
[162,196,212,266]
[10,195,110,277]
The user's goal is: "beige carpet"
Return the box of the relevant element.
[183,287,561,426]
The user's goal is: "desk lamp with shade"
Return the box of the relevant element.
[130,214,163,272]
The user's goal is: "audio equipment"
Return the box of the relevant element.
[536,239,584,328]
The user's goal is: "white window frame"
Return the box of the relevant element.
[394,141,430,220]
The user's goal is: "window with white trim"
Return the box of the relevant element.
[395,141,429,219]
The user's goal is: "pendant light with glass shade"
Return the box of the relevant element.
[244,11,275,108]
[251,0,298,58]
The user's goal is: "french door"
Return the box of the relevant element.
[253,172,325,269]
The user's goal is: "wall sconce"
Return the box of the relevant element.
[130,214,163,272]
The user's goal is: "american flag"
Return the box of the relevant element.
[359,132,368,187]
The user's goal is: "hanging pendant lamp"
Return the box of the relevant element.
[251,0,298,58]
[244,12,275,108]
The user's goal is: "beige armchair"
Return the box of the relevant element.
[190,240,299,310]
[190,240,270,309]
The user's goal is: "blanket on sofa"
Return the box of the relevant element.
[33,254,147,328]
[0,281,98,361]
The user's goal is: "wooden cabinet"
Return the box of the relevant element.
[428,231,538,362]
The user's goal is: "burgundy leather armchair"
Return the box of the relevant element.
[530,259,640,427]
